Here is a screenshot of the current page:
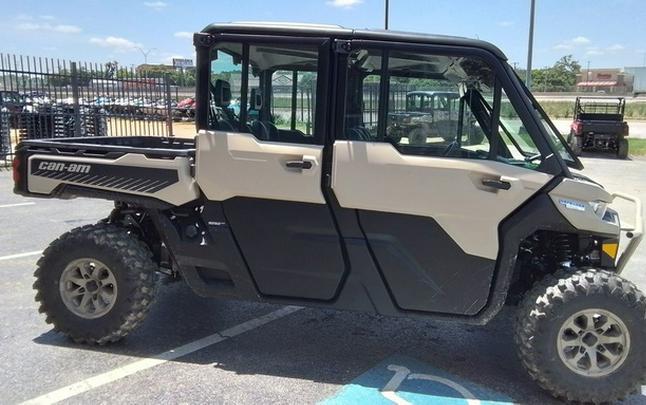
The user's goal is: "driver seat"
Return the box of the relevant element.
[210,79,236,130]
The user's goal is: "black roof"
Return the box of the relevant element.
[201,22,507,60]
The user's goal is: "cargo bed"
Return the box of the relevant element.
[14,136,199,207]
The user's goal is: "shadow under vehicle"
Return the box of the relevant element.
[568,96,630,159]
[11,22,646,404]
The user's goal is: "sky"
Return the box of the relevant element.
[0,0,644,70]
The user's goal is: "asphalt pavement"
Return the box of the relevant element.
[1,155,645,404]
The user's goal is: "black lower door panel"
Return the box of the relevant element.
[358,210,496,315]
[222,197,347,300]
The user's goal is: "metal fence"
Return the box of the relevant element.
[0,53,174,165]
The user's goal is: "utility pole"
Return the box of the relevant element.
[135,47,157,65]
[526,0,536,89]
[384,0,389,30]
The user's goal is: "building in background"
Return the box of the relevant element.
[624,67,646,96]
[576,68,633,94]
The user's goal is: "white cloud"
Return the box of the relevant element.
[17,22,40,30]
[39,15,55,20]
[89,36,142,52]
[586,47,604,56]
[571,36,591,45]
[54,24,82,34]
[17,21,82,34]
[144,1,168,10]
[553,36,592,51]
[497,21,514,27]
[553,43,573,51]
[326,0,363,8]
[607,44,625,51]
[174,31,192,39]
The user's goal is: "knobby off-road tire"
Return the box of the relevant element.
[569,131,583,156]
[617,138,629,160]
[514,269,646,403]
[33,223,157,344]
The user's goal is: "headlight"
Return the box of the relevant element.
[590,200,608,218]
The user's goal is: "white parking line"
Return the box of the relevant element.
[0,202,36,209]
[0,251,42,261]
[21,305,302,405]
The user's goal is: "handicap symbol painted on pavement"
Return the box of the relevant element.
[321,355,513,404]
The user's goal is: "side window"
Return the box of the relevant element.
[499,89,540,160]
[344,50,382,141]
[259,69,317,135]
[342,47,545,169]
[385,53,492,157]
[208,42,244,132]
[209,42,321,144]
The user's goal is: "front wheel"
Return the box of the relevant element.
[34,223,157,344]
[515,269,646,403]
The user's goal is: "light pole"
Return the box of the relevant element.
[587,60,591,93]
[526,0,536,89]
[384,0,389,30]
[135,47,157,65]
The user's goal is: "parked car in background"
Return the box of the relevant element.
[0,90,25,127]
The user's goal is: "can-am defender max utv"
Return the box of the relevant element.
[13,22,645,403]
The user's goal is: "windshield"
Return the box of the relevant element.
[512,69,580,168]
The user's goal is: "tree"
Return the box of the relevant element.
[531,55,581,92]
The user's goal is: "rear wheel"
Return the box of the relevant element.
[569,131,582,156]
[34,223,157,344]
[515,269,646,403]
[617,138,629,159]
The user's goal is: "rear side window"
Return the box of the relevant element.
[208,42,320,144]
[208,42,244,132]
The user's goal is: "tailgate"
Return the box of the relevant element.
[581,120,627,135]
[25,153,199,206]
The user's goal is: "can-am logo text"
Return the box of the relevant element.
[37,161,91,174]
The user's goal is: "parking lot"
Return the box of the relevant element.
[1,155,645,405]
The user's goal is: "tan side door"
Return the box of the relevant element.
[332,141,552,260]
[194,38,347,301]
[330,43,555,315]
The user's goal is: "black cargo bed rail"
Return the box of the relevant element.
[17,136,196,160]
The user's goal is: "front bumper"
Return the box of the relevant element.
[613,192,644,273]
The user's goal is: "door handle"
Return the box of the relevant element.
[285,160,313,170]
[482,178,511,190]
